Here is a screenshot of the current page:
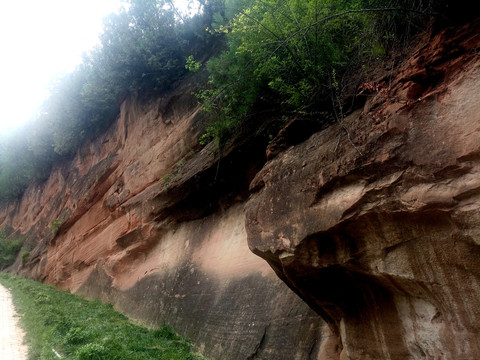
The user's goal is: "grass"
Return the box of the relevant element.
[0,273,204,360]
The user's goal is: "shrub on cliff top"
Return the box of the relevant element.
[197,0,434,146]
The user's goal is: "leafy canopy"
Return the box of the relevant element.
[0,0,434,201]
[0,0,212,202]
[197,0,432,145]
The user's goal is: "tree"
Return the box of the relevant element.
[0,0,212,202]
[198,0,433,145]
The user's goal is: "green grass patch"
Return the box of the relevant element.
[0,273,204,360]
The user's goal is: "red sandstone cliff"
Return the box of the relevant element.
[0,76,326,359]
[1,17,479,360]
[246,18,480,359]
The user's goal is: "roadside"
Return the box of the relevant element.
[0,283,28,360]
[0,273,204,359]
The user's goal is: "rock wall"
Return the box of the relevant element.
[245,19,480,359]
[2,16,479,360]
[0,78,327,359]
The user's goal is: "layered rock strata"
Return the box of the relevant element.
[245,19,480,359]
[1,16,479,360]
[0,79,326,359]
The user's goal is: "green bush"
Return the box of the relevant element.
[49,219,63,235]
[199,0,433,145]
[0,228,24,269]
[0,0,216,202]
[21,250,30,265]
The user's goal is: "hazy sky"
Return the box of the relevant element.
[0,0,196,134]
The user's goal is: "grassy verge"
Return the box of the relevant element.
[0,273,204,360]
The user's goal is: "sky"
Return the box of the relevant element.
[0,0,197,135]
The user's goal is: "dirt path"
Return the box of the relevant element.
[0,284,29,360]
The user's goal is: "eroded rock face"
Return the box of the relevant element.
[245,20,480,359]
[0,77,326,359]
[2,15,479,360]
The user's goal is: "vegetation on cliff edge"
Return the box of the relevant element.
[0,0,216,202]
[0,0,443,201]
[197,0,434,146]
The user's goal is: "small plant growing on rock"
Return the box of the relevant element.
[21,250,30,265]
[185,55,201,73]
[162,173,171,182]
[176,159,186,168]
[49,219,63,235]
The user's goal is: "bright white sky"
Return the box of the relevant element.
[0,0,196,135]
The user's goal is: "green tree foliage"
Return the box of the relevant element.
[0,0,435,201]
[0,126,55,201]
[0,0,213,201]
[199,0,433,145]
